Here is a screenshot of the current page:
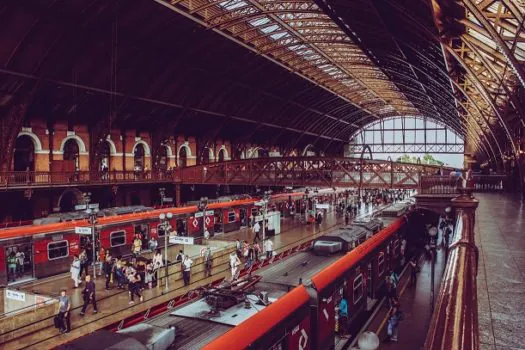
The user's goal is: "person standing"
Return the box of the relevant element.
[128,271,143,304]
[175,250,185,263]
[152,249,163,287]
[80,275,98,315]
[16,249,25,276]
[252,221,261,243]
[79,249,88,279]
[182,255,193,286]
[103,255,113,290]
[264,238,274,260]
[70,256,81,288]
[132,236,142,257]
[203,247,213,278]
[7,252,17,282]
[56,289,71,334]
[338,297,349,335]
[409,257,418,286]
[235,239,242,257]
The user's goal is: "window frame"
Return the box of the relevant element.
[48,240,69,261]
[353,273,364,304]
[378,252,385,277]
[110,230,127,248]
[228,211,236,223]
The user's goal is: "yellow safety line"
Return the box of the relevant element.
[376,276,411,335]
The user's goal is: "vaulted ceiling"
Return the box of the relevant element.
[0,0,523,160]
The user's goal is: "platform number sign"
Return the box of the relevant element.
[288,316,310,350]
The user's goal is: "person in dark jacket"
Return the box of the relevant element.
[80,275,98,315]
[103,255,114,290]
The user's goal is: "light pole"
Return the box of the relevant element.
[262,190,271,247]
[159,212,173,291]
[198,197,209,239]
[428,226,438,311]
[304,188,310,223]
[86,207,99,278]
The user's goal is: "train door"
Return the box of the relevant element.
[366,261,374,301]
[134,223,150,250]
[176,218,187,236]
[5,243,33,284]
[239,208,247,227]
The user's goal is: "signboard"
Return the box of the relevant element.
[316,204,330,209]
[169,236,195,245]
[195,212,204,218]
[75,227,92,235]
[255,215,263,222]
[163,197,174,203]
[6,289,26,302]
[205,210,215,215]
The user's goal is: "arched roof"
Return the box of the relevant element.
[0,0,523,163]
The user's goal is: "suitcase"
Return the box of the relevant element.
[54,315,62,329]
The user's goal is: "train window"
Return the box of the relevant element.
[48,240,69,260]
[251,207,258,216]
[228,211,236,223]
[353,274,364,304]
[110,231,126,247]
[378,252,385,277]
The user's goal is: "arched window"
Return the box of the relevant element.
[179,146,188,167]
[134,144,145,170]
[63,139,80,171]
[13,136,35,171]
[218,148,226,162]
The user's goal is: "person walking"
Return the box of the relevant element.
[252,221,261,243]
[182,255,193,286]
[387,298,402,342]
[70,255,81,288]
[264,238,274,260]
[409,257,418,286]
[80,275,98,315]
[56,289,71,334]
[230,252,241,281]
[103,255,113,290]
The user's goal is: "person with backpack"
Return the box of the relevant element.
[387,298,402,342]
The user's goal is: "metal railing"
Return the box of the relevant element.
[0,170,177,188]
[424,194,479,349]
[419,174,507,195]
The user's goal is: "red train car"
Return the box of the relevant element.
[204,215,409,350]
[0,191,312,286]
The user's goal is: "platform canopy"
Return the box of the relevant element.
[0,0,523,161]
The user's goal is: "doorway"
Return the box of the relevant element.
[6,243,33,284]
[13,136,35,171]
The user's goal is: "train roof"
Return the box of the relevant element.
[324,226,369,242]
[145,279,287,349]
[56,329,148,350]
[258,251,342,289]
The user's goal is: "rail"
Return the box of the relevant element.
[424,194,479,349]
[0,157,453,190]
[0,170,175,188]
[419,174,507,194]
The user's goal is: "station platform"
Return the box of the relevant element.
[1,205,376,349]
[475,193,525,350]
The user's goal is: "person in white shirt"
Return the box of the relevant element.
[182,256,193,286]
[230,252,241,281]
[70,256,81,288]
[264,238,274,260]
[16,250,25,275]
[253,221,261,242]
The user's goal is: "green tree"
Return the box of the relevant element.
[396,154,444,165]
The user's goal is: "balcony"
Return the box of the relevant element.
[0,170,178,190]
[419,174,507,195]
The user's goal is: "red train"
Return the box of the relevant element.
[0,190,341,287]
[202,208,415,350]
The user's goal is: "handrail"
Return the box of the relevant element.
[419,174,507,194]
[424,194,479,350]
